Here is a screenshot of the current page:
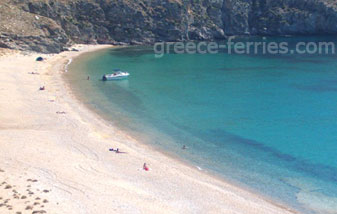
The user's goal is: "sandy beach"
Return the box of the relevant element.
[0,45,297,214]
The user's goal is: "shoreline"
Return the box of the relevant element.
[0,45,297,214]
[63,46,300,213]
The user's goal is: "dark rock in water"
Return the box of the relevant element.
[0,0,337,53]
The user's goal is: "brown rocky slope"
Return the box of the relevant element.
[1,0,337,53]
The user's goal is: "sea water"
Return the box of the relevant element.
[65,37,337,213]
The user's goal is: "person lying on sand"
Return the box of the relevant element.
[39,86,45,91]
[115,148,127,154]
[28,72,39,75]
[109,148,126,154]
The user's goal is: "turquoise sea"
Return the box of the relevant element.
[65,37,337,213]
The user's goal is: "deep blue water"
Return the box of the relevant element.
[66,37,337,213]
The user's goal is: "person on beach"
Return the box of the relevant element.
[109,148,127,154]
[28,72,39,75]
[39,86,45,91]
[182,145,187,150]
[115,148,127,154]
[143,163,149,171]
[87,76,90,80]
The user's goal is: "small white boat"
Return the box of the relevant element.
[102,69,130,81]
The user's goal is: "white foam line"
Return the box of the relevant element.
[196,166,203,171]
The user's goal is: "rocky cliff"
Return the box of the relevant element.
[1,0,337,53]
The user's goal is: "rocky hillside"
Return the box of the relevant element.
[1,0,337,53]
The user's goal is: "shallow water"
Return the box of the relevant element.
[65,37,337,213]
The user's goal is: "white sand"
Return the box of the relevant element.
[0,45,297,214]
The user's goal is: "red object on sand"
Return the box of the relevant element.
[143,163,149,171]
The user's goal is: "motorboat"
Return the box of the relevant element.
[102,69,130,81]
